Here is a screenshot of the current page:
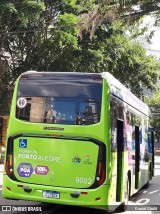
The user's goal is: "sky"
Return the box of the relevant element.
[148,29,160,60]
[142,16,160,59]
[150,29,160,51]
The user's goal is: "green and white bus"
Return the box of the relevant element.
[3,71,154,211]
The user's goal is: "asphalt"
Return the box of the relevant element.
[0,164,3,188]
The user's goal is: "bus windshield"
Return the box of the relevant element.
[16,74,102,125]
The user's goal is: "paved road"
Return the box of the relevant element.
[0,156,160,213]
[120,155,160,214]
[0,164,3,188]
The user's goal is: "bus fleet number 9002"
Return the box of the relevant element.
[76,177,92,184]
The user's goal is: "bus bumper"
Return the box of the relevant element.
[2,174,119,211]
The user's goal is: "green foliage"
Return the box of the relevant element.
[0,0,45,112]
[52,22,159,97]
[0,0,160,114]
[0,0,45,27]
[56,13,78,47]
[145,90,160,137]
[148,93,160,106]
[77,0,160,38]
[17,1,45,26]
[104,32,160,96]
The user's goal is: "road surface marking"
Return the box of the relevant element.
[148,190,159,194]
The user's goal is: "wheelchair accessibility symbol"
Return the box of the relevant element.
[19,139,27,148]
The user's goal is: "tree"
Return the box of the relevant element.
[145,90,160,138]
[0,0,79,112]
[0,0,45,112]
[0,0,79,73]
[103,28,160,97]
[78,0,160,38]
[52,21,160,97]
[0,0,160,113]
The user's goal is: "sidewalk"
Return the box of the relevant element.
[155,148,160,156]
[0,164,4,187]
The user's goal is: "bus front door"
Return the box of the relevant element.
[135,125,140,189]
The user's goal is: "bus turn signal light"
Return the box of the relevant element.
[98,161,102,175]
[9,154,13,166]
[97,160,106,186]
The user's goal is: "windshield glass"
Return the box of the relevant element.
[16,73,102,125]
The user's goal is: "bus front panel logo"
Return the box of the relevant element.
[17,163,33,177]
[72,155,81,164]
[19,139,27,148]
[43,126,64,131]
[35,165,49,175]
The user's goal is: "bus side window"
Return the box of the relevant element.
[110,96,118,151]
[117,101,123,120]
[110,98,117,128]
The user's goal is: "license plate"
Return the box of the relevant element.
[42,190,60,199]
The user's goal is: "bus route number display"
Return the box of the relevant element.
[17,97,27,109]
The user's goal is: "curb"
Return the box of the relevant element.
[0,164,4,172]
[155,149,160,156]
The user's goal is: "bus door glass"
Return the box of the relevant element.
[116,119,124,202]
[135,125,140,189]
